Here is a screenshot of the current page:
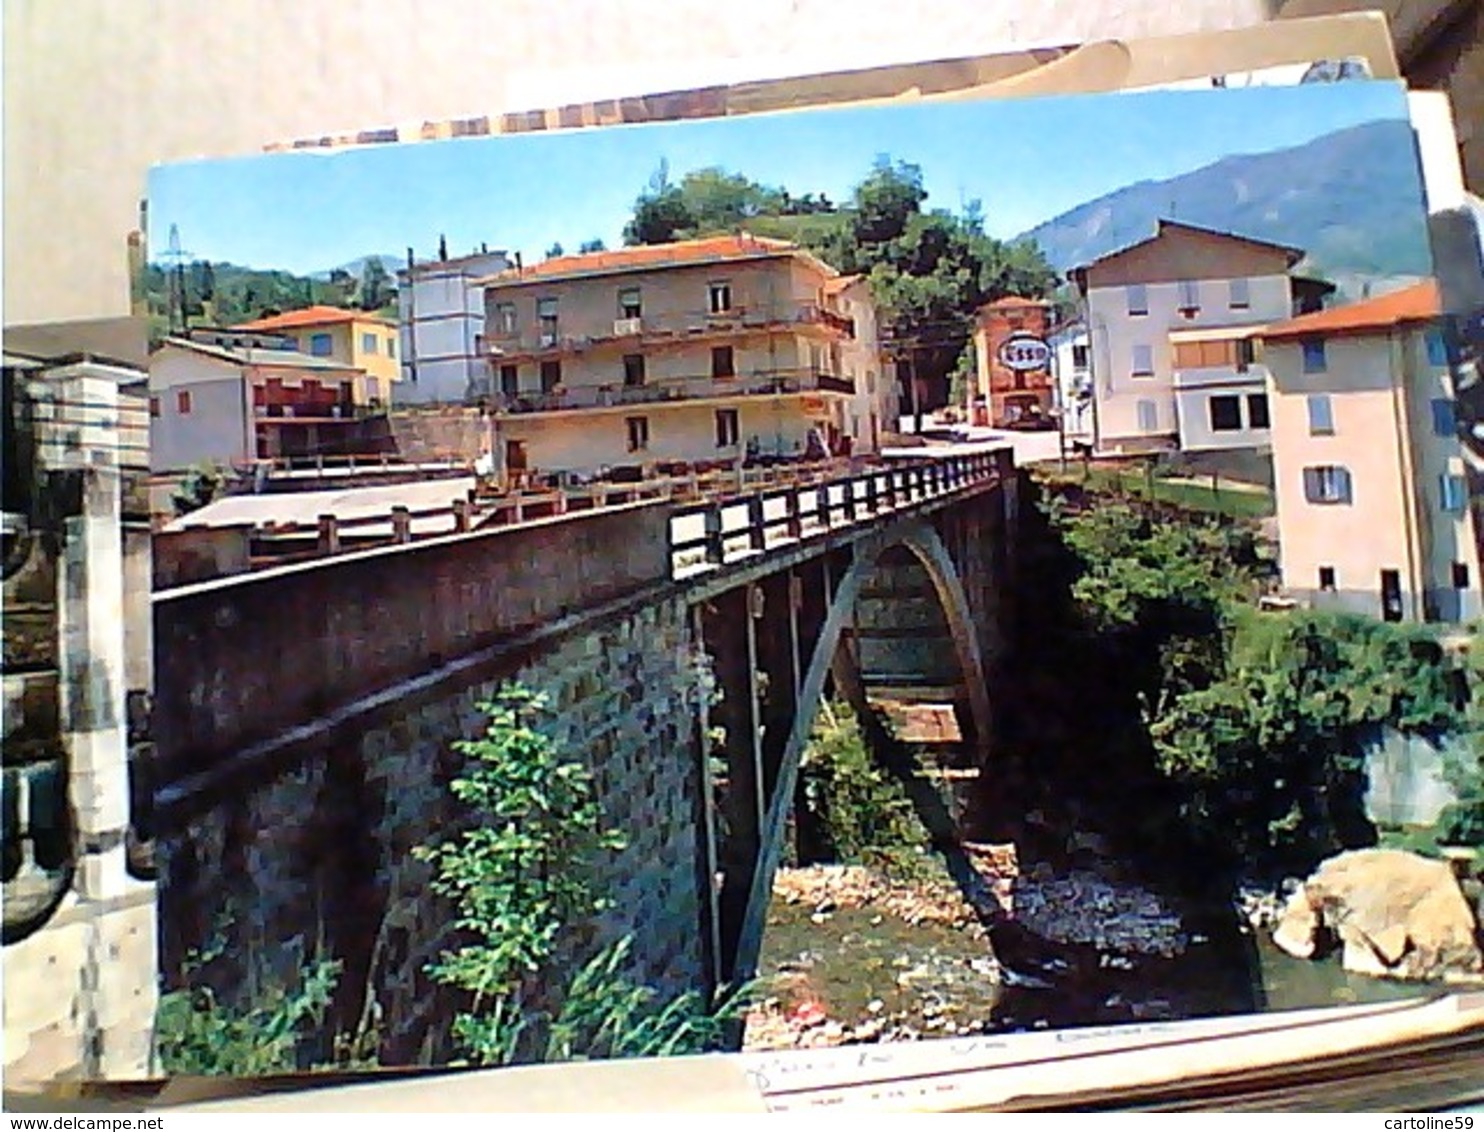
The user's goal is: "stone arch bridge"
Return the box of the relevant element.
[149,448,1019,1063]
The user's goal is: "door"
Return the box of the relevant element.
[1380,568,1404,622]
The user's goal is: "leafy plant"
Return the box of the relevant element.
[418,683,745,1066]
[153,922,358,1077]
[798,700,932,880]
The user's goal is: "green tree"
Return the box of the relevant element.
[578,238,607,253]
[416,684,743,1066]
[545,242,566,259]
[359,258,392,311]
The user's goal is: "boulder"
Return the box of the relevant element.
[1271,889,1321,960]
[1275,849,1483,981]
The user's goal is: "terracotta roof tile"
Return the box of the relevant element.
[1260,280,1439,341]
[235,305,395,331]
[477,234,807,286]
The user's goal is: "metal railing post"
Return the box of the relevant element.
[391,506,411,544]
[786,490,802,540]
[705,506,724,566]
[317,514,340,555]
[748,494,766,553]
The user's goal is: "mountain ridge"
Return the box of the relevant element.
[1015,119,1432,288]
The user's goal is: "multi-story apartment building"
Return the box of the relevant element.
[1262,280,1480,624]
[1258,278,1478,623]
[477,234,897,477]
[148,329,376,471]
[236,306,400,404]
[971,296,1055,427]
[1067,219,1331,457]
[395,246,511,405]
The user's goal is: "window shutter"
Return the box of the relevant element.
[1337,467,1352,504]
[1303,468,1319,503]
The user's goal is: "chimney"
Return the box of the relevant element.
[515,251,524,273]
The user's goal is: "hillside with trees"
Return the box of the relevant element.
[136,255,400,344]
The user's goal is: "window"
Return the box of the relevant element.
[867,372,876,395]
[149,396,160,418]
[1136,399,1158,432]
[715,408,739,448]
[625,415,649,452]
[1247,393,1270,429]
[1131,344,1154,377]
[1126,284,1149,316]
[176,389,192,415]
[494,302,517,334]
[1177,279,1200,313]
[1432,398,1457,437]
[1302,465,1353,504]
[387,337,397,358]
[309,333,332,357]
[537,297,558,343]
[618,288,642,319]
[1307,393,1335,435]
[1381,568,1404,622]
[711,346,735,378]
[473,333,484,359]
[1229,277,1251,309]
[1301,338,1327,373]
[623,354,646,387]
[1440,473,1468,513]
[1237,338,1256,371]
[1071,343,1089,370]
[1453,561,1471,589]
[499,364,519,396]
[1318,565,1337,591]
[540,360,561,392]
[362,332,378,354]
[1209,394,1243,432]
[708,281,732,314]
[367,377,381,401]
[1426,329,1450,368]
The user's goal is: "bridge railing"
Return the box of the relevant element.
[668,448,1007,578]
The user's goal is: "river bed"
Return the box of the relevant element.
[744,864,1433,1050]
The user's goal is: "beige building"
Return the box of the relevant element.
[236,305,401,403]
[1262,280,1480,623]
[477,234,897,478]
[1068,219,1331,456]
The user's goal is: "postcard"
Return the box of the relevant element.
[10,74,1481,1104]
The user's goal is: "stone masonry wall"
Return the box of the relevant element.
[157,594,706,1067]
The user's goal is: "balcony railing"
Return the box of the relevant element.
[487,301,856,356]
[492,367,855,415]
[253,400,372,421]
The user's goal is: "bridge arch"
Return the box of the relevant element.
[729,517,993,980]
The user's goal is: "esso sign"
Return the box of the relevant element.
[998,334,1051,373]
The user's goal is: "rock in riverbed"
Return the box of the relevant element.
[1271,849,1483,981]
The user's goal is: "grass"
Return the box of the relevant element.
[1035,462,1276,521]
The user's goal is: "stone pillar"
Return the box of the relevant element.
[53,368,157,1080]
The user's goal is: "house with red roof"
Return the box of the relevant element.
[1258,279,1480,623]
[236,305,400,402]
[473,234,898,478]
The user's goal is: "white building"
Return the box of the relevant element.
[1067,219,1330,457]
[1048,320,1092,443]
[396,247,510,405]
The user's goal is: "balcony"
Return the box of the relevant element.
[253,400,370,422]
[492,366,855,415]
[487,302,856,359]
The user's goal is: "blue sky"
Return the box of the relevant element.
[147,80,1414,275]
